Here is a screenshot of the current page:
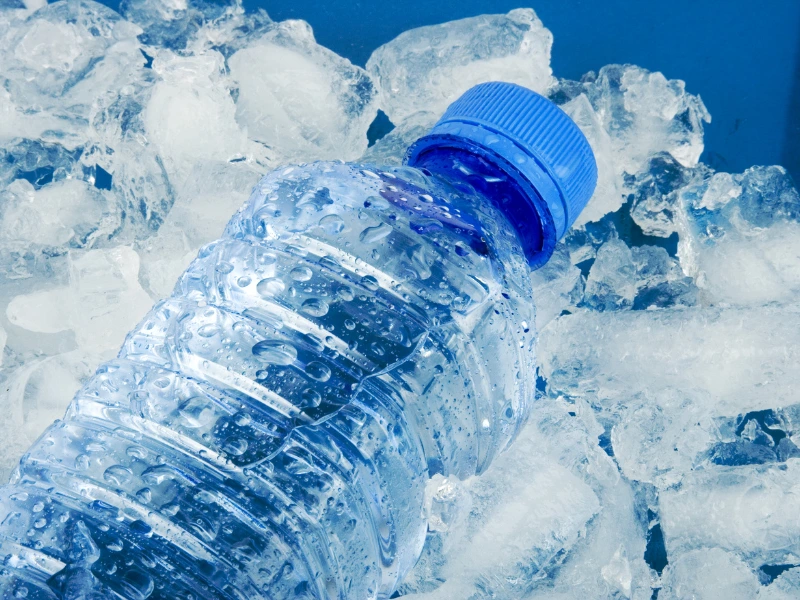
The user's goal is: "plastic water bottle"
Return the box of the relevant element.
[0,82,596,600]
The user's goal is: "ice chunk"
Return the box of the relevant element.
[628,153,708,237]
[583,237,637,311]
[7,246,152,356]
[539,306,800,416]
[120,0,238,49]
[660,463,800,567]
[659,549,761,600]
[228,19,378,163]
[582,239,695,312]
[144,50,265,184]
[0,177,115,249]
[611,388,718,488]
[367,9,553,124]
[759,569,800,599]
[529,242,583,330]
[0,0,143,122]
[551,65,710,225]
[136,160,261,299]
[527,397,654,600]
[0,1,175,242]
[676,166,800,306]
[0,350,93,482]
[395,438,599,598]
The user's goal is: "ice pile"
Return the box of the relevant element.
[1,2,799,598]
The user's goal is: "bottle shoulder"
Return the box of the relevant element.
[224,161,533,304]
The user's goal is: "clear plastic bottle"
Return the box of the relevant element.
[0,83,596,600]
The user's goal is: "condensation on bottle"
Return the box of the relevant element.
[0,82,596,600]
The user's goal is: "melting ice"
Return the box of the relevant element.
[0,1,799,598]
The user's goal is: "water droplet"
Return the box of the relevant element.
[216,262,235,274]
[106,537,124,552]
[34,518,47,529]
[306,362,331,382]
[136,488,152,503]
[32,502,44,513]
[127,446,147,460]
[256,277,285,296]
[178,397,215,428]
[197,324,219,338]
[410,217,443,234]
[119,568,154,600]
[104,465,133,486]
[74,454,90,470]
[334,284,354,302]
[223,438,248,456]
[237,276,252,287]
[344,319,356,330]
[301,298,329,317]
[300,388,322,408]
[290,266,313,282]
[252,340,298,365]
[359,223,392,243]
[319,214,346,235]
[360,275,380,291]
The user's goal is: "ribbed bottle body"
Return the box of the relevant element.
[0,162,535,600]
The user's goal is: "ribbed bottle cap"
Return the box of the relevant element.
[405,82,597,268]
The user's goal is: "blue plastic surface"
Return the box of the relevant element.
[406,82,597,267]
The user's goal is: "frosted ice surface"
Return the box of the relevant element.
[144,49,265,182]
[659,549,762,600]
[367,9,554,125]
[7,246,152,354]
[661,463,800,567]
[120,0,239,49]
[228,19,378,163]
[395,421,601,599]
[540,307,800,416]
[675,166,800,305]
[553,65,711,226]
[1,2,800,599]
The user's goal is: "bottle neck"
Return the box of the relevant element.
[405,138,556,269]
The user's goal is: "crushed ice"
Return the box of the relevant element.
[1,1,798,598]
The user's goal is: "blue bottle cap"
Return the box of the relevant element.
[405,82,597,268]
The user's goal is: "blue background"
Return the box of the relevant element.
[102,0,800,183]
[249,0,800,183]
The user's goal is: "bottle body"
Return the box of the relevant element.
[0,162,535,599]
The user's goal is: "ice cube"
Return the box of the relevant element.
[676,166,800,306]
[367,9,554,125]
[551,65,710,226]
[539,306,800,416]
[6,246,153,356]
[660,463,800,568]
[227,19,378,163]
[119,0,239,49]
[659,549,761,600]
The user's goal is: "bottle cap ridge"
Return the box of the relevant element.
[405,82,598,267]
